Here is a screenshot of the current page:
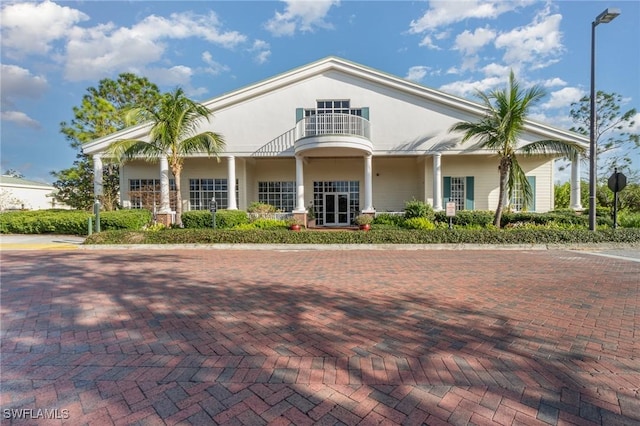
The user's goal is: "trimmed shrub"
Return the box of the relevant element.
[0,209,151,235]
[247,202,277,213]
[403,217,436,230]
[434,210,494,227]
[618,212,640,228]
[85,227,640,245]
[216,210,249,228]
[100,209,151,231]
[373,213,405,227]
[248,218,288,229]
[182,209,249,229]
[404,199,435,221]
[181,210,213,228]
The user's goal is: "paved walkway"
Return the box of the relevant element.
[1,249,639,425]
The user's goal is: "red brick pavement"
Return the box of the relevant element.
[1,249,639,425]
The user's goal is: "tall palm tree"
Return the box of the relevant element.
[449,71,584,228]
[106,88,225,226]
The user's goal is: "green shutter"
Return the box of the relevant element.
[465,176,475,210]
[296,108,303,122]
[527,176,536,211]
[361,107,369,120]
[443,177,451,205]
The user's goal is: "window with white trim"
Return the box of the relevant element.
[510,176,536,212]
[304,100,362,117]
[258,181,296,212]
[189,178,237,210]
[128,179,176,210]
[450,177,466,211]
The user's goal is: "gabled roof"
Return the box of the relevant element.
[0,175,54,189]
[83,56,588,155]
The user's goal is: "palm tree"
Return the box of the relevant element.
[449,71,584,228]
[106,87,225,226]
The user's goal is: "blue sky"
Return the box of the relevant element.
[1,0,638,183]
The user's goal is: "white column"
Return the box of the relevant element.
[363,154,374,213]
[294,155,305,212]
[570,153,583,210]
[433,153,443,211]
[159,156,171,213]
[227,156,237,210]
[93,154,103,197]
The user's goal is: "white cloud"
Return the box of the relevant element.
[409,0,531,33]
[201,51,230,75]
[0,64,47,129]
[418,35,441,50]
[439,76,505,98]
[64,11,246,81]
[540,77,567,88]
[541,87,585,110]
[405,66,431,82]
[1,110,41,129]
[265,0,340,37]
[0,0,88,58]
[481,63,511,77]
[454,27,496,56]
[494,6,564,68]
[0,64,48,107]
[249,40,271,64]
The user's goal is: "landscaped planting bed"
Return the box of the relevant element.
[84,228,640,245]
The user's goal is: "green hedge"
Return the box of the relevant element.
[85,228,640,245]
[100,210,152,230]
[0,209,152,235]
[182,209,249,229]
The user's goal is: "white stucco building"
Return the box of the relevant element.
[0,175,68,211]
[83,57,585,225]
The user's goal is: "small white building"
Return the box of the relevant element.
[0,175,68,211]
[83,57,585,225]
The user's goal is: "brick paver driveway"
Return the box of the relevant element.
[1,249,639,425]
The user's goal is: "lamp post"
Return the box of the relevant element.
[589,7,620,231]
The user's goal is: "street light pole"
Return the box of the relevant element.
[589,7,620,231]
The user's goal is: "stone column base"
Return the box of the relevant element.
[293,212,307,228]
[156,213,174,227]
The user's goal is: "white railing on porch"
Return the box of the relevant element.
[295,113,370,140]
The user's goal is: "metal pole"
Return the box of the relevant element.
[588,21,597,231]
[94,199,101,233]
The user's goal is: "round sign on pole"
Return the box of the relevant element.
[608,171,627,193]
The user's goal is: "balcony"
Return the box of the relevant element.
[294,113,372,156]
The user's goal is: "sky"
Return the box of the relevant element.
[1,0,639,184]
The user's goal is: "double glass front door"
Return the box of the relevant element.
[324,192,350,226]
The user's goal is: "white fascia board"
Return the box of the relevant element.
[83,122,153,155]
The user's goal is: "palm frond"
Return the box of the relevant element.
[519,139,585,157]
[507,157,533,208]
[103,139,164,163]
[178,132,226,157]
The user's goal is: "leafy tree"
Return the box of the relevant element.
[53,74,161,210]
[105,87,225,226]
[450,71,584,228]
[569,91,639,179]
[51,155,119,211]
[3,169,24,178]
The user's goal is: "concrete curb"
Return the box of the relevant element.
[78,242,640,251]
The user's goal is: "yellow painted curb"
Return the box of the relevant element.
[0,244,80,250]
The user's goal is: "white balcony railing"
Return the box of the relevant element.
[295,113,370,140]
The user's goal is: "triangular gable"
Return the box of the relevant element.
[83,56,588,156]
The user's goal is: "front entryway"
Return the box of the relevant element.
[324,192,350,226]
[313,181,360,226]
